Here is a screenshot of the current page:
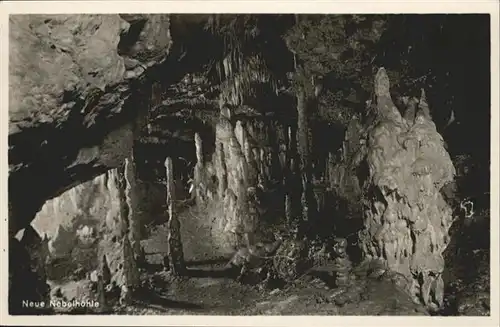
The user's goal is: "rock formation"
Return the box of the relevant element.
[8,13,485,316]
[193,132,212,205]
[8,14,171,314]
[125,155,141,257]
[165,157,186,274]
[33,168,123,265]
[331,68,456,311]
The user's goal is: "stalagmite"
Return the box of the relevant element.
[264,147,273,183]
[116,167,129,238]
[216,142,228,197]
[312,176,326,214]
[332,237,352,287]
[244,137,258,186]
[252,147,261,177]
[96,275,108,313]
[228,136,248,192]
[235,120,245,151]
[279,142,287,172]
[195,132,204,165]
[101,254,111,285]
[194,133,207,205]
[165,157,186,275]
[223,188,239,244]
[259,148,267,189]
[348,67,456,311]
[402,97,419,125]
[285,193,293,223]
[124,155,141,258]
[120,236,139,304]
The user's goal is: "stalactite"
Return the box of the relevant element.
[124,155,141,258]
[165,157,186,275]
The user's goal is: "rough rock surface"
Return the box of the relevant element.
[30,169,123,275]
[9,14,171,235]
[8,14,171,314]
[330,68,456,311]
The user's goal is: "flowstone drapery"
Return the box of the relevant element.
[335,68,456,311]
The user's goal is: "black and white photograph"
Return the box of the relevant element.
[2,1,499,325]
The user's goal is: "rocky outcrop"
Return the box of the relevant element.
[330,68,456,312]
[8,14,171,314]
[9,14,171,235]
[189,105,289,253]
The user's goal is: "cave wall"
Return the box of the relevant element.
[8,13,172,314]
[8,14,171,236]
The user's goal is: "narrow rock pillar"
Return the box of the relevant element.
[165,157,186,275]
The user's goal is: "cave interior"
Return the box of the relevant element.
[7,13,491,316]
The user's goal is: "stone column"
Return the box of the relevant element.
[193,133,206,205]
[120,236,139,304]
[216,142,228,198]
[124,155,141,259]
[165,157,186,275]
[358,68,455,312]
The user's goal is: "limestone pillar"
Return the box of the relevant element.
[193,132,206,205]
[358,68,455,311]
[124,155,141,258]
[165,157,185,275]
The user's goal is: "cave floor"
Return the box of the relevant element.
[49,202,427,316]
[113,263,426,316]
[46,202,492,316]
[118,204,425,315]
[121,202,428,315]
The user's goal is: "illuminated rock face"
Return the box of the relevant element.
[8,14,171,313]
[332,68,456,311]
[32,168,124,259]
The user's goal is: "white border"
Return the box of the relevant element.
[1,1,498,326]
